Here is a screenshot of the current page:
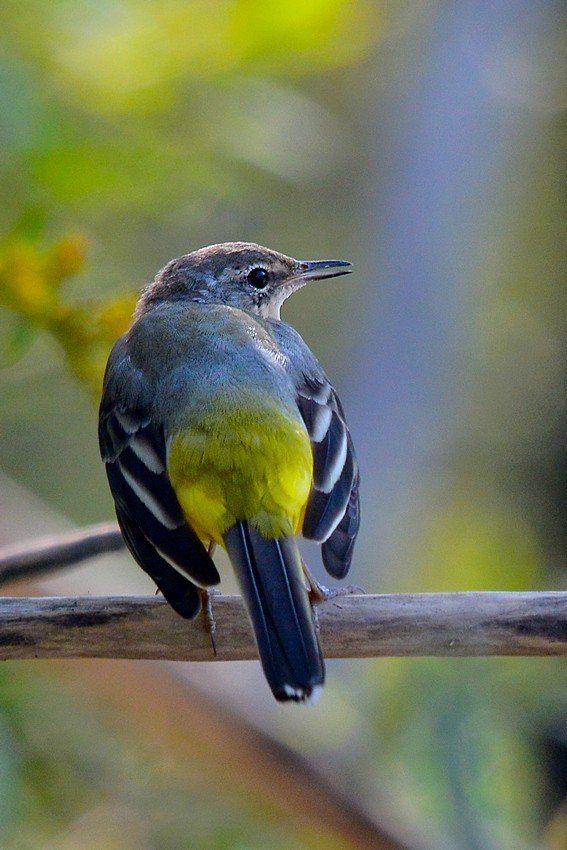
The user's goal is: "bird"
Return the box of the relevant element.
[98,242,360,703]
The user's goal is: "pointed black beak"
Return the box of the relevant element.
[293,258,352,283]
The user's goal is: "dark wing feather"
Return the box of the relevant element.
[116,510,202,619]
[99,339,220,615]
[297,376,360,579]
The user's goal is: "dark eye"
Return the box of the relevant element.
[247,267,268,289]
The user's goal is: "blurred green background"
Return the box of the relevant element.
[1,1,567,848]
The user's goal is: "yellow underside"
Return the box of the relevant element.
[168,404,313,545]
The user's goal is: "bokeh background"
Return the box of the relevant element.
[1,1,567,848]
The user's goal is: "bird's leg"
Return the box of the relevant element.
[201,542,220,656]
[303,560,334,605]
[303,560,329,635]
[200,589,220,656]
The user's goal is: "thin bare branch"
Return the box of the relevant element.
[0,523,124,585]
[0,592,566,660]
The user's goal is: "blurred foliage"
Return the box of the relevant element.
[0,664,310,850]
[0,1,567,849]
[0,216,135,394]
[0,0,384,290]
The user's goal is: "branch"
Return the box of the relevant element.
[0,523,124,585]
[0,592,566,660]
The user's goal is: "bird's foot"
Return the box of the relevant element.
[306,572,365,637]
[302,559,365,604]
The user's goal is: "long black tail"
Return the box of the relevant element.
[223,522,324,702]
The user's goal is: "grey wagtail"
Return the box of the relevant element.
[99,242,359,702]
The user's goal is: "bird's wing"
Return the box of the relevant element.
[98,338,220,617]
[296,374,360,579]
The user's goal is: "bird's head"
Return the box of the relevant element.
[138,242,352,320]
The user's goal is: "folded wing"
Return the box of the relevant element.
[98,339,220,618]
[296,375,360,579]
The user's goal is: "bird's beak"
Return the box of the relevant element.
[290,259,352,284]
[262,257,352,319]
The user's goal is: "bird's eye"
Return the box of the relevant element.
[247,267,269,289]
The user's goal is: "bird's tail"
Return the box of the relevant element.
[223,522,324,702]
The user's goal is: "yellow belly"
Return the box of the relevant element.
[168,403,313,545]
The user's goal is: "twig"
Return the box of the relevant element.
[0,592,566,660]
[0,523,124,585]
